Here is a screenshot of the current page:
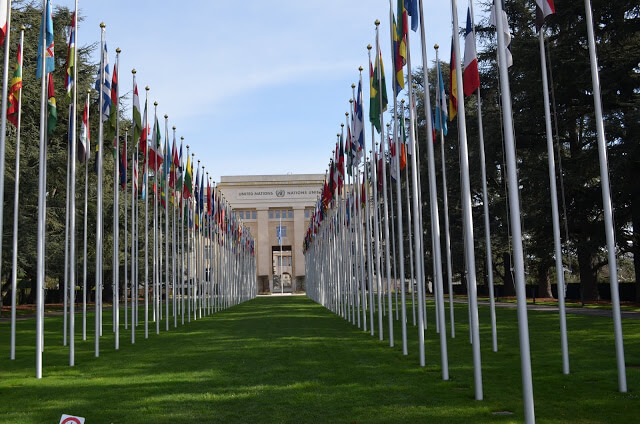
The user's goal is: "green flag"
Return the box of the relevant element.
[369,50,388,133]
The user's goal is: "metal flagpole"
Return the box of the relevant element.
[449,0,482,394]
[400,100,416,327]
[153,102,159,335]
[0,0,12,321]
[468,0,497,352]
[375,21,394,347]
[182,141,187,325]
[434,52,455,338]
[36,0,47,378]
[69,5,78,364]
[538,29,569,374]
[416,6,448,378]
[63,109,70,347]
[144,87,150,339]
[164,115,170,331]
[124,128,129,331]
[280,214,283,294]
[83,89,90,341]
[10,26,25,360]
[113,48,120,349]
[364,159,375,336]
[172,127,177,328]
[95,22,107,358]
[583,0,626,393]
[131,131,137,343]
[493,0,534,418]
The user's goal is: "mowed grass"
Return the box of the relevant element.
[0,295,638,423]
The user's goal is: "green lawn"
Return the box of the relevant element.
[0,296,638,423]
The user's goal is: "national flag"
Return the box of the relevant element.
[36,0,55,78]
[376,142,383,192]
[139,97,148,157]
[120,135,127,190]
[161,135,170,206]
[337,135,345,191]
[448,39,458,121]
[463,8,480,97]
[47,74,57,136]
[207,181,212,216]
[65,12,76,99]
[392,10,406,95]
[354,78,365,160]
[169,133,178,188]
[133,155,138,193]
[490,0,513,68]
[0,0,8,47]
[369,50,388,133]
[183,154,192,199]
[198,171,204,222]
[106,61,118,140]
[360,172,366,208]
[132,83,143,147]
[194,166,200,228]
[390,135,398,181]
[148,114,163,171]
[346,125,354,173]
[141,162,147,200]
[176,142,184,194]
[435,61,448,135]
[7,41,22,127]
[94,40,111,122]
[404,0,418,32]
[400,139,406,170]
[535,0,555,31]
[78,99,90,162]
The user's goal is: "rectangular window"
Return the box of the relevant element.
[252,211,257,220]
[288,210,293,219]
[239,211,244,219]
[275,210,280,219]
[277,226,287,238]
[305,209,310,219]
[269,210,274,219]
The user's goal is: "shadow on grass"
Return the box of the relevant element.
[0,296,638,423]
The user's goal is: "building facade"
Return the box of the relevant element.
[216,174,324,293]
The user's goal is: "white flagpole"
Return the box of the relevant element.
[400,100,416,327]
[172,127,177,328]
[82,89,89,342]
[124,128,129,331]
[416,4,449,379]
[144,87,150,339]
[164,115,170,331]
[153,102,160,335]
[538,29,569,374]
[583,0,626,393]
[131,93,137,342]
[36,1,49,378]
[63,111,70,347]
[493,0,534,419]
[69,3,78,364]
[468,0,497,353]
[10,26,25,360]
[113,47,120,349]
[182,140,186,325]
[434,50,455,338]
[450,0,482,395]
[95,23,107,358]
[0,0,12,319]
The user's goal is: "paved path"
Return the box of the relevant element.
[452,298,640,319]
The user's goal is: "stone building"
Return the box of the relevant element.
[216,174,324,293]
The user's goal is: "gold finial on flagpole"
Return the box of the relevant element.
[434,44,439,50]
[145,86,150,91]
[132,69,136,74]
[164,114,168,119]
[116,48,121,54]
[367,45,372,51]
[100,22,105,29]
[375,20,380,26]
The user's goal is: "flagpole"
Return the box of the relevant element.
[144,87,150,339]
[83,89,90,342]
[538,29,569,374]
[124,128,129,331]
[131,82,137,342]
[450,0,482,394]
[172,127,177,328]
[36,1,49,378]
[153,102,160,335]
[95,23,107,358]
[63,112,70,348]
[10,26,25,360]
[69,4,78,364]
[164,115,170,331]
[583,0,626,393]
[467,0,497,353]
[113,47,120,349]
[0,1,12,320]
[182,140,186,325]
[492,0,534,418]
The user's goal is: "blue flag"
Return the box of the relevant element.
[404,0,419,32]
[36,0,55,77]
[435,62,448,136]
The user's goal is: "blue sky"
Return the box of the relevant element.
[52,0,483,183]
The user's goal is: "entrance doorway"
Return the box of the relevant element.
[272,246,292,293]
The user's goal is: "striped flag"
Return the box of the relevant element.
[448,39,458,121]
[95,41,111,122]
[65,12,76,99]
[36,0,55,78]
[490,0,513,68]
[148,113,163,171]
[435,61,448,135]
[78,99,90,162]
[47,74,57,136]
[463,7,480,97]
[535,0,555,31]
[7,40,22,127]
[354,78,364,162]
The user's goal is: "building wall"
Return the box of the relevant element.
[216,174,323,292]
